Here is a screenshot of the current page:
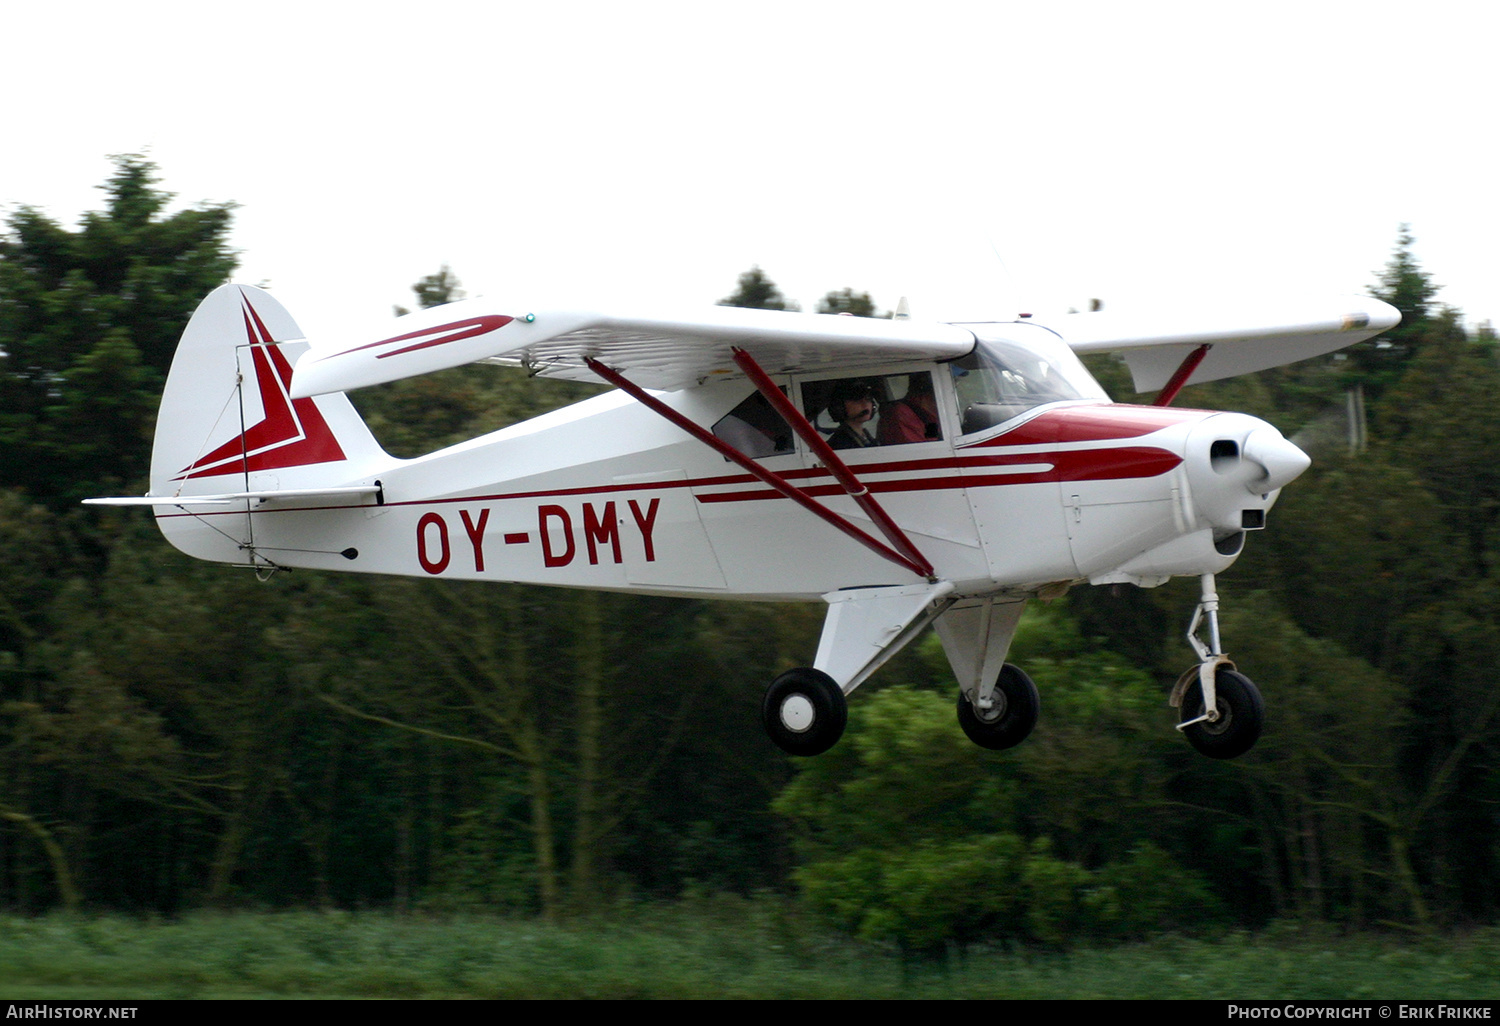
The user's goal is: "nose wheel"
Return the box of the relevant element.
[762,667,848,757]
[1172,573,1264,759]
[1178,666,1263,759]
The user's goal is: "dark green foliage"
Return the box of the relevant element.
[1377,320,1500,570]
[392,263,465,317]
[1255,456,1454,668]
[816,287,879,317]
[1351,226,1444,395]
[1078,351,1135,401]
[411,263,465,311]
[719,266,799,311]
[0,155,236,504]
[776,617,1223,950]
[608,599,817,897]
[350,364,606,458]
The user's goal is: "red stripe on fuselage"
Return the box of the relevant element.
[696,446,1181,503]
[158,445,1181,519]
[967,404,1208,447]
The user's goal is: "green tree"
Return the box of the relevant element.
[816,288,879,318]
[719,266,799,311]
[1253,455,1456,669]
[0,155,236,503]
[1372,227,1441,346]
[1348,226,1448,399]
[393,263,465,316]
[1374,321,1500,570]
[776,604,1219,949]
[775,677,1216,950]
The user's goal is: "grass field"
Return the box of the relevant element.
[2,900,1497,999]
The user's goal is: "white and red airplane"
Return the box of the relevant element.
[88,284,1398,759]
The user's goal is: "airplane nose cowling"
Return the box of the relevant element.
[1242,427,1311,493]
[1184,414,1309,548]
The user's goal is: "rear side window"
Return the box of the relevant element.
[712,389,793,459]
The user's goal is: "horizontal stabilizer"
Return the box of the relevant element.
[84,485,381,508]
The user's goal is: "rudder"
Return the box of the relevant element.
[149,284,390,564]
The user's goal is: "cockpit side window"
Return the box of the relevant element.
[801,372,944,449]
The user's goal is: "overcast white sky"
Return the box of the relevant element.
[4,1,1494,341]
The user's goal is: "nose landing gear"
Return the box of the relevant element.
[1171,573,1264,759]
[1179,665,1264,759]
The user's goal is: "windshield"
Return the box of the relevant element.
[949,327,1107,434]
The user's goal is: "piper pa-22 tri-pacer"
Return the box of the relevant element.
[89,283,1399,759]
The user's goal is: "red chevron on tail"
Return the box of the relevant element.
[174,291,347,481]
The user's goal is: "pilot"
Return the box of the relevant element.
[877,373,941,444]
[826,380,878,450]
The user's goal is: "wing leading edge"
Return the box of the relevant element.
[289,300,976,399]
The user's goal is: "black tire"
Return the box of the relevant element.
[762,667,848,757]
[1180,667,1264,759]
[957,663,1040,751]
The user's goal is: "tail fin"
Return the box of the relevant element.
[148,284,389,563]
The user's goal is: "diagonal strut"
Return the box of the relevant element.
[730,347,935,578]
[585,357,931,579]
[1153,343,1213,406]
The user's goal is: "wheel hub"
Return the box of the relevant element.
[975,690,1009,724]
[1200,700,1233,736]
[779,694,815,733]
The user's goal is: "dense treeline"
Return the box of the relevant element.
[3,160,1498,948]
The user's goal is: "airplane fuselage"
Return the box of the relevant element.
[155,326,1301,602]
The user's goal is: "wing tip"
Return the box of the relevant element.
[1350,297,1401,332]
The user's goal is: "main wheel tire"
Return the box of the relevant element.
[762,667,848,757]
[1180,667,1264,759]
[957,663,1040,751]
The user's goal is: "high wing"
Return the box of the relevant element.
[1058,295,1401,393]
[290,301,976,399]
[289,291,1400,401]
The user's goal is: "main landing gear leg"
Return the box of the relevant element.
[935,597,1040,751]
[761,582,955,756]
[1171,573,1264,759]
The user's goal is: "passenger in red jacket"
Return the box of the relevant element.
[877,373,941,444]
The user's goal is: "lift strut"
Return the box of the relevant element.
[730,348,934,578]
[1153,343,1213,407]
[585,356,933,580]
